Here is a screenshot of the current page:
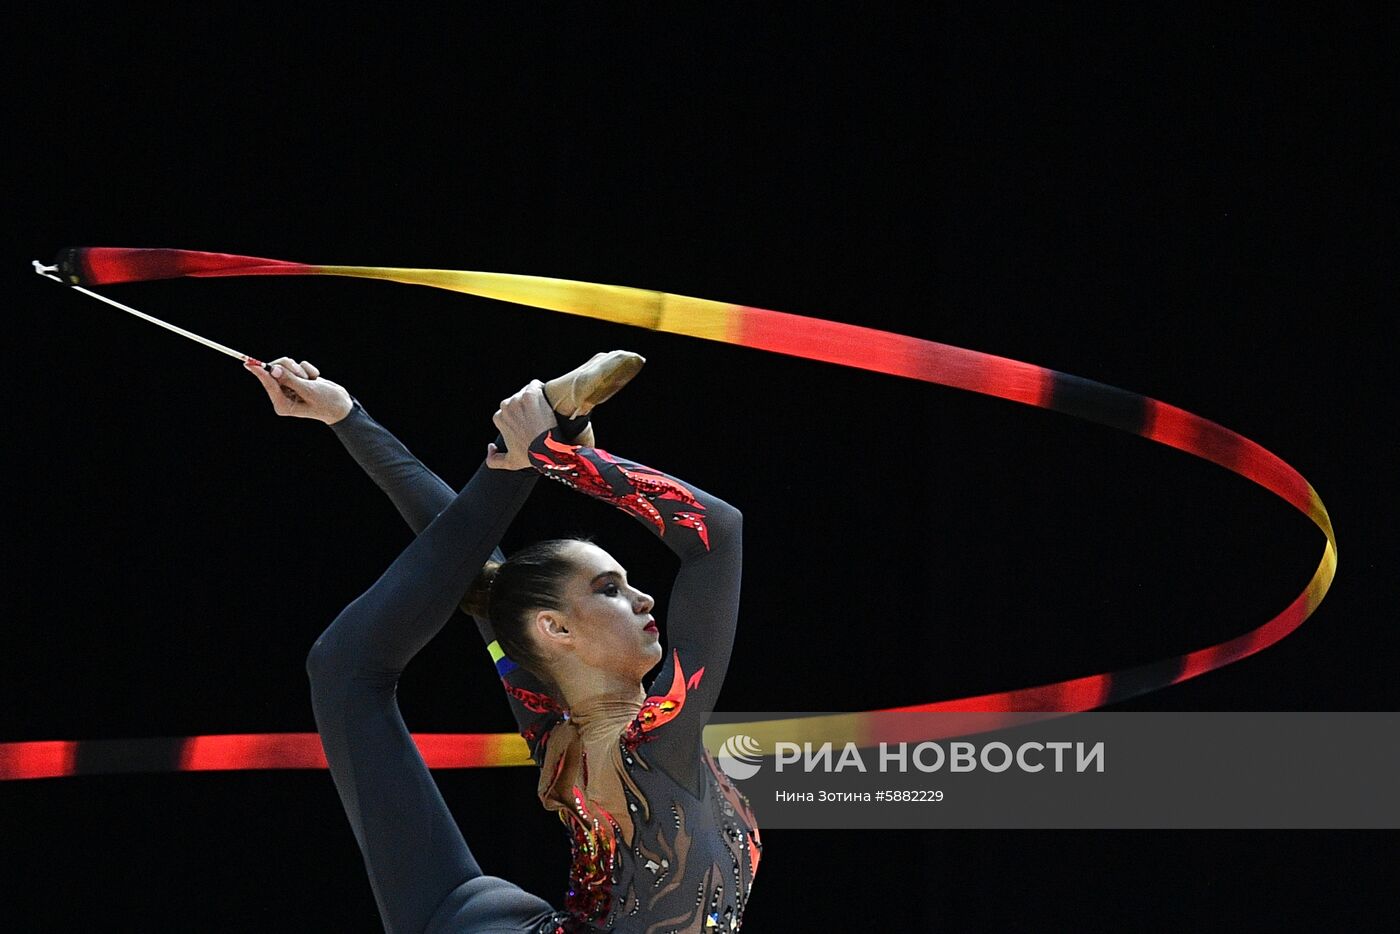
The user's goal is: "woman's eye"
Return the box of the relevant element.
[601,583,620,596]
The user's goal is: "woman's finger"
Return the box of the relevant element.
[300,360,320,379]
[270,356,309,379]
[271,364,313,388]
[244,360,288,408]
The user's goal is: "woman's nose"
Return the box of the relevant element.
[635,591,654,613]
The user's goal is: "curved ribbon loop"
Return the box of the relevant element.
[1,247,1336,779]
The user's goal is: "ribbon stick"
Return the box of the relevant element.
[32,260,266,368]
[2,246,1337,780]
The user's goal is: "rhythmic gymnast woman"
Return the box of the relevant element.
[245,351,759,933]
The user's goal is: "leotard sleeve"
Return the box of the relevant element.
[329,400,564,762]
[526,430,742,790]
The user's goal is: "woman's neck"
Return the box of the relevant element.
[556,666,645,718]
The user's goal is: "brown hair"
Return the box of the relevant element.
[460,537,593,682]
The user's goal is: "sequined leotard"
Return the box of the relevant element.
[309,401,759,933]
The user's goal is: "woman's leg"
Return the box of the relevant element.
[306,462,556,933]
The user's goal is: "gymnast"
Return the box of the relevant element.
[245,351,759,933]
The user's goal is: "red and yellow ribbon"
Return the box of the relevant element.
[0,247,1336,779]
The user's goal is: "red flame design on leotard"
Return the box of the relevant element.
[529,433,710,550]
[503,678,565,715]
[623,649,704,751]
[671,512,710,549]
[560,783,622,922]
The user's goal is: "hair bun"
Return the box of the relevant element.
[460,560,502,619]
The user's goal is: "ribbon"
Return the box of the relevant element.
[2,246,1336,779]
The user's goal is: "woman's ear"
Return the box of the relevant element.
[535,609,571,642]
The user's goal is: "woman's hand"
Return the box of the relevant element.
[244,357,354,424]
[486,379,559,470]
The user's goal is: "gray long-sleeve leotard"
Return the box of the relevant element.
[319,401,759,932]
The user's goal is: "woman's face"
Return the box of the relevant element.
[548,540,662,679]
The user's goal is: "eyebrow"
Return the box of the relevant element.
[589,570,625,587]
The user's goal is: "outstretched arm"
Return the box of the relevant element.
[245,356,454,530]
[245,358,563,761]
[330,401,460,532]
[525,427,742,787]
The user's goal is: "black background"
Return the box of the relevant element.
[5,6,1395,931]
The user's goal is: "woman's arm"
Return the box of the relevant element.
[525,428,742,783]
[330,400,458,533]
[246,358,563,760]
[328,398,568,759]
[244,355,454,531]
[306,447,539,678]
